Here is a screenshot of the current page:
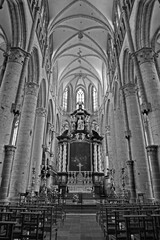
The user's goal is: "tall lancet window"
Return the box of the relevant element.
[93,86,98,111]
[63,87,68,111]
[76,88,84,108]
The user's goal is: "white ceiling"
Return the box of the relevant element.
[47,0,114,92]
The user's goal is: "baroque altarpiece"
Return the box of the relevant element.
[57,104,104,195]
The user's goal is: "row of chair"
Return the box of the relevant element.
[96,202,160,240]
[0,202,66,240]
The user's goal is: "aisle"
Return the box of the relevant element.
[57,213,105,240]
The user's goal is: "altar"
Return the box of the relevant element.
[67,184,93,193]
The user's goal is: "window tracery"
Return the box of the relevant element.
[76,88,84,109]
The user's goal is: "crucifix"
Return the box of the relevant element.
[77,162,83,172]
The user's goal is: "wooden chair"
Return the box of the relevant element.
[13,211,46,240]
[123,214,156,240]
[0,221,17,240]
[151,213,160,240]
[44,206,58,240]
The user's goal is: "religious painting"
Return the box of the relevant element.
[69,142,91,171]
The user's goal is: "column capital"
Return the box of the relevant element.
[135,47,155,65]
[47,122,54,131]
[4,145,16,152]
[25,82,39,96]
[125,130,131,139]
[123,83,136,97]
[140,102,152,114]
[126,160,134,166]
[8,47,28,65]
[36,107,47,117]
[121,4,128,16]
[11,103,21,115]
[146,145,158,153]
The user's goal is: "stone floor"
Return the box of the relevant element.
[57,213,105,240]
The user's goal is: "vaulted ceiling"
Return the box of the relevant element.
[47,0,114,94]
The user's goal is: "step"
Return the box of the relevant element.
[64,203,97,214]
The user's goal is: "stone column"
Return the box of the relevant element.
[123,83,152,199]
[31,107,46,193]
[0,48,26,177]
[122,5,149,112]
[58,144,63,172]
[146,145,160,201]
[14,4,40,110]
[9,82,39,200]
[136,48,160,149]
[62,142,67,172]
[93,142,98,172]
[114,107,128,193]
[109,105,118,174]
[126,160,136,202]
[0,145,16,201]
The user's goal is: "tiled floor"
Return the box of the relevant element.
[57,213,105,240]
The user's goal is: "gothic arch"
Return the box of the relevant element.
[151,30,160,80]
[135,0,155,49]
[7,0,27,49]
[0,27,8,86]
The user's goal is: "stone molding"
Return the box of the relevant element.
[146,145,158,153]
[36,107,47,117]
[47,122,54,132]
[126,160,134,166]
[4,145,16,152]
[140,102,152,114]
[25,82,39,96]
[136,48,155,65]
[8,47,27,65]
[123,83,136,97]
